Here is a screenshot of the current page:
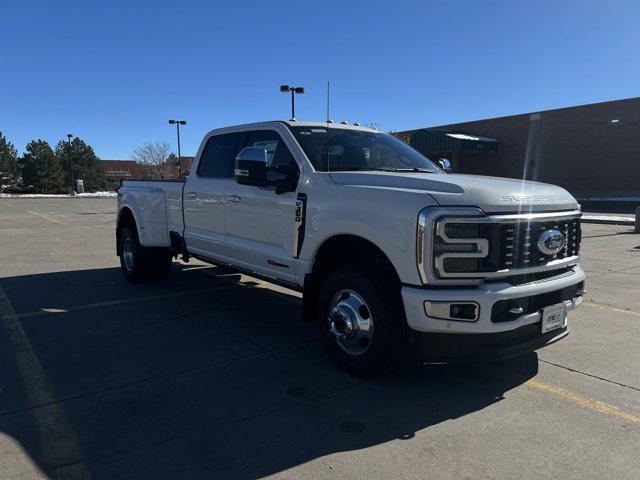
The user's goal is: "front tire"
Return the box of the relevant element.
[119,227,172,282]
[317,268,406,377]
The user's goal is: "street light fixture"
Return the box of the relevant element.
[280,85,304,119]
[168,120,187,179]
[66,133,75,193]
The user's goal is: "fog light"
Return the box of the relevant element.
[450,303,477,320]
[424,301,480,322]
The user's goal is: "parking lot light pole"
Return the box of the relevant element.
[67,133,75,193]
[280,85,305,119]
[168,120,187,179]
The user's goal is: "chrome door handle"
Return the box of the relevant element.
[226,195,241,203]
[185,191,198,199]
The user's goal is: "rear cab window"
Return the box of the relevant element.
[197,132,245,178]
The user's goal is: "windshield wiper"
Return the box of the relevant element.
[329,167,395,172]
[329,166,436,173]
[391,167,435,173]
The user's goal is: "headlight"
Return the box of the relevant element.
[433,220,499,276]
[417,207,488,285]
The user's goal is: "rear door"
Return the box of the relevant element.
[224,128,301,283]
[183,131,245,261]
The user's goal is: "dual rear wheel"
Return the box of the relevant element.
[119,227,173,282]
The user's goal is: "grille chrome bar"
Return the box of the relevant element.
[483,210,582,222]
[437,255,579,279]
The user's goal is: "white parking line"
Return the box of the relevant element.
[2,285,236,321]
[0,286,90,478]
[27,211,67,225]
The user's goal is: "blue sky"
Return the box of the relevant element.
[1,0,639,159]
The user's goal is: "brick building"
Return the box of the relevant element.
[101,160,145,190]
[397,97,640,199]
[101,157,194,189]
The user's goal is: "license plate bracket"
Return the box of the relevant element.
[541,303,567,334]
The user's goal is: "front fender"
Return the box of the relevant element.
[299,186,438,286]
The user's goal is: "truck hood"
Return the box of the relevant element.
[328,171,578,213]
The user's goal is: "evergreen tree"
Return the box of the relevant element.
[55,137,107,191]
[20,140,66,193]
[0,133,20,192]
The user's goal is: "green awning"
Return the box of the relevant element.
[410,130,500,155]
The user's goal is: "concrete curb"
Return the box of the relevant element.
[581,216,635,226]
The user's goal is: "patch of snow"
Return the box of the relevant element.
[0,191,117,198]
[77,191,118,197]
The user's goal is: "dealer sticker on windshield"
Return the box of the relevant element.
[541,303,567,333]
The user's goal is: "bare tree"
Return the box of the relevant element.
[132,141,175,180]
[365,123,407,141]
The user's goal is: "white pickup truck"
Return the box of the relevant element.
[116,121,584,375]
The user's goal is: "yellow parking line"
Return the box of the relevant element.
[582,302,640,317]
[526,379,640,424]
[27,210,67,225]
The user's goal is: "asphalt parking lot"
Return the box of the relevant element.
[0,197,638,480]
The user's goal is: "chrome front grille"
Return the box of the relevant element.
[499,218,581,270]
[417,207,582,285]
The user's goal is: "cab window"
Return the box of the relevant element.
[197,132,245,178]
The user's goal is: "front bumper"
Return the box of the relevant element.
[413,324,569,362]
[401,265,585,359]
[402,265,585,335]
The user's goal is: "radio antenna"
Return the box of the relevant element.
[326,80,330,172]
[326,80,330,123]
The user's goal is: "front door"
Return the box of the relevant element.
[183,131,245,261]
[224,129,301,283]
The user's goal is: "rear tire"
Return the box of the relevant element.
[317,267,407,377]
[119,227,172,282]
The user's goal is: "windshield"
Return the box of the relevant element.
[289,126,440,173]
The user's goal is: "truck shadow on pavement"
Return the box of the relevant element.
[0,264,538,480]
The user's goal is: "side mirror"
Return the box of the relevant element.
[438,158,453,174]
[235,147,267,186]
[268,165,298,194]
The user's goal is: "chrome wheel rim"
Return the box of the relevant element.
[327,289,374,356]
[122,236,135,272]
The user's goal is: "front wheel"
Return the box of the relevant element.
[317,268,406,377]
[119,227,172,282]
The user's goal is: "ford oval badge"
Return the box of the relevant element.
[537,229,566,255]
